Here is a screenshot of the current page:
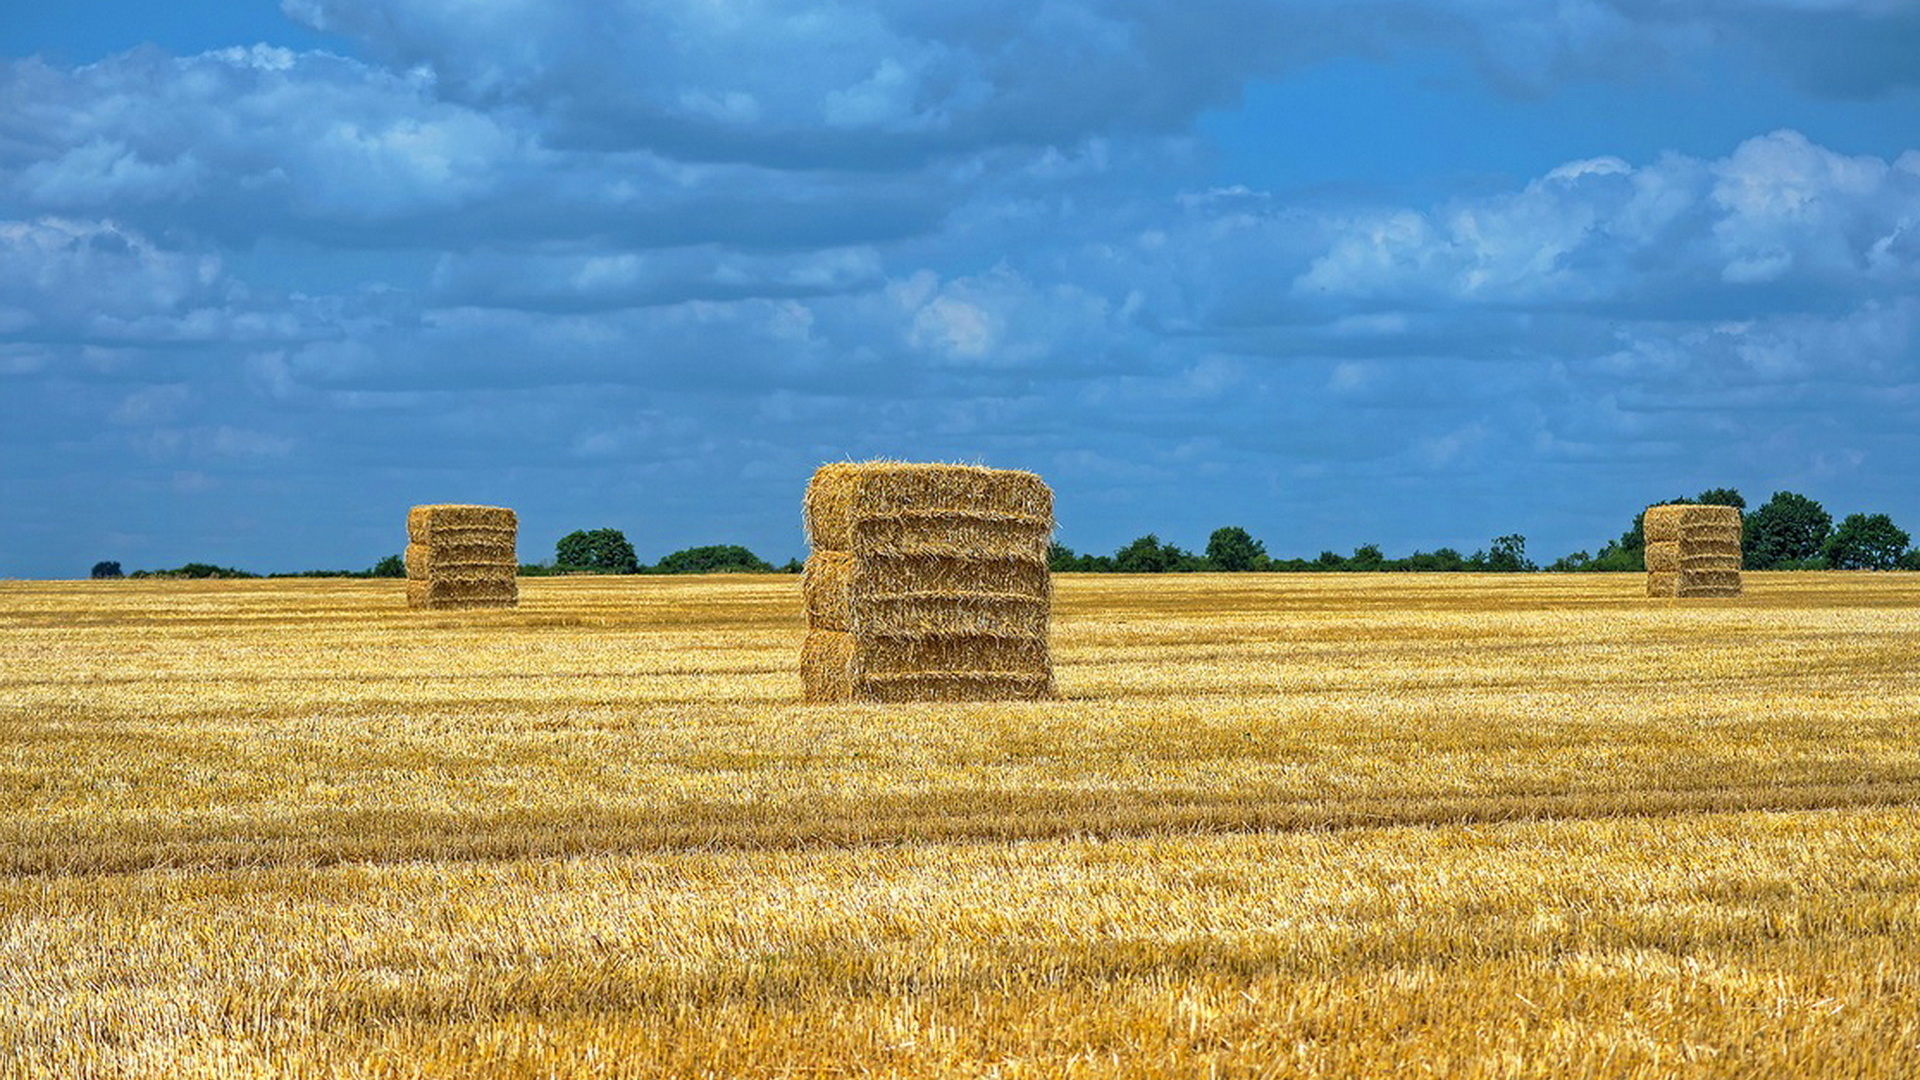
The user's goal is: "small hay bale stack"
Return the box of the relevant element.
[1644,503,1742,598]
[801,462,1053,703]
[405,504,519,609]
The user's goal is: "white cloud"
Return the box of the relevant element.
[1294,131,1920,307]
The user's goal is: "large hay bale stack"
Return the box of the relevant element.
[405,504,519,609]
[801,462,1053,702]
[1644,503,1742,598]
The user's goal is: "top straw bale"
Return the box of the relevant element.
[408,504,518,542]
[1642,503,1740,544]
[804,463,1052,555]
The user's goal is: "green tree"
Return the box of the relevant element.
[1743,491,1831,569]
[369,554,406,578]
[652,544,774,574]
[1405,548,1470,572]
[1693,488,1747,510]
[1348,543,1385,571]
[1048,542,1080,573]
[89,560,123,579]
[1114,534,1191,573]
[1486,534,1533,572]
[1823,514,1910,570]
[555,528,639,573]
[1204,526,1267,572]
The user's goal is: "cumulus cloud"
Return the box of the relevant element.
[427,245,885,312]
[0,218,233,342]
[275,0,1920,172]
[1292,131,1920,313]
[0,47,960,250]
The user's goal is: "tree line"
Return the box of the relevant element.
[1545,488,1915,573]
[1048,529,1538,573]
[1049,488,1913,573]
[90,531,794,580]
[85,488,1916,579]
[520,529,790,575]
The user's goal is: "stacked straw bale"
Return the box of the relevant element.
[1644,503,1742,598]
[801,462,1053,703]
[405,504,519,609]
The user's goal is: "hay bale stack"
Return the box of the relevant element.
[1643,504,1742,598]
[405,504,518,609]
[801,462,1053,702]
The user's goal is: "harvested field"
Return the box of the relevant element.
[3,572,1919,1077]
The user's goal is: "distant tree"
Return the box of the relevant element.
[653,544,775,574]
[1486,534,1534,572]
[1823,514,1910,570]
[1048,542,1081,573]
[90,560,123,579]
[555,528,639,573]
[1744,492,1832,570]
[1404,547,1471,572]
[135,562,257,579]
[1348,543,1385,571]
[1545,550,1591,573]
[781,558,804,574]
[1900,549,1920,571]
[369,554,406,578]
[1314,550,1347,570]
[1693,488,1747,510]
[1204,527,1267,572]
[1114,534,1192,573]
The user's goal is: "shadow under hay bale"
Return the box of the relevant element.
[801,463,1053,703]
[406,504,519,610]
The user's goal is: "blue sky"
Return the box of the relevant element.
[3,1,1918,576]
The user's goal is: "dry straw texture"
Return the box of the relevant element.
[1644,503,1743,598]
[406,503,518,609]
[7,573,1920,1077]
[801,462,1052,702]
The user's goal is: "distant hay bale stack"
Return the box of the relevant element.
[800,462,1053,702]
[405,504,518,609]
[1644,503,1742,598]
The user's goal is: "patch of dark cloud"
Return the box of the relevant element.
[0,49,961,253]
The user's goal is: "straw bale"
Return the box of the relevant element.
[857,672,1054,703]
[801,630,857,703]
[1643,504,1739,543]
[804,552,1051,635]
[849,514,1049,560]
[800,629,1053,703]
[801,461,1054,703]
[1647,570,1743,599]
[803,551,856,630]
[404,541,516,578]
[856,633,1049,675]
[805,463,1052,553]
[408,504,517,541]
[1643,503,1741,598]
[406,503,519,610]
[850,594,1050,638]
[406,577,519,609]
[1644,542,1681,574]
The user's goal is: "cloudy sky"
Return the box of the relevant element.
[4,1,1918,576]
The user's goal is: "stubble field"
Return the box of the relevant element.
[3,572,1918,1077]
